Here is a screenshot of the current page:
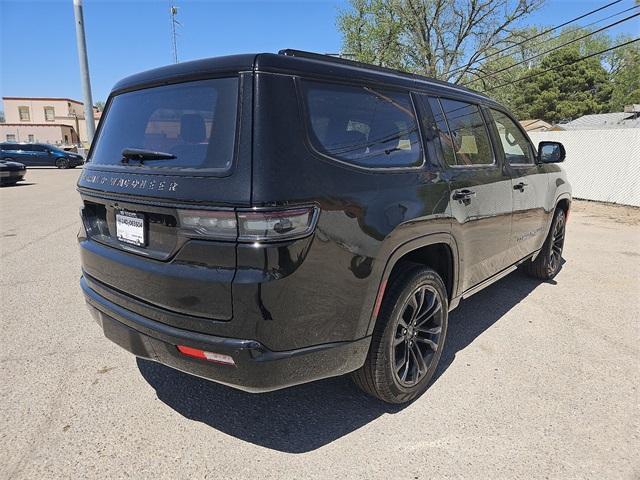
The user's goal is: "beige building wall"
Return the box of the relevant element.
[0,124,77,145]
[2,97,100,145]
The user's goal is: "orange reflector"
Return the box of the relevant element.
[177,345,235,365]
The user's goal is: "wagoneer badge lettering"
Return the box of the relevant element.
[81,172,178,192]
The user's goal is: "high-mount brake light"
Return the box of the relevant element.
[177,207,318,242]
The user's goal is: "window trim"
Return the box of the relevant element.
[487,107,537,167]
[295,77,426,173]
[434,96,497,169]
[18,106,30,122]
[44,106,55,122]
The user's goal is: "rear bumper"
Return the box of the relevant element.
[81,276,370,392]
[0,170,25,182]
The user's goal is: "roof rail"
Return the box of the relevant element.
[277,49,486,97]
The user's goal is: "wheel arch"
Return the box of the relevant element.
[365,233,460,337]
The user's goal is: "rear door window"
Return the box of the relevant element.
[438,98,494,166]
[90,78,238,173]
[301,81,422,169]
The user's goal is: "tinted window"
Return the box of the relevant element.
[426,97,456,167]
[439,99,493,166]
[303,81,422,168]
[489,109,534,164]
[91,78,238,172]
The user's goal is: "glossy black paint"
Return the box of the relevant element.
[78,52,571,392]
[0,160,26,185]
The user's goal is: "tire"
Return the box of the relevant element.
[523,208,566,280]
[352,265,448,404]
[55,158,70,169]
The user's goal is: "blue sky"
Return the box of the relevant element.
[1,0,639,108]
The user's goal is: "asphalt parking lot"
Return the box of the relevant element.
[1,168,639,479]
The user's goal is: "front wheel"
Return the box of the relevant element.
[352,266,448,404]
[524,208,566,280]
[55,158,70,169]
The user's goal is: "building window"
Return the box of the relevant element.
[6,134,16,142]
[27,134,35,143]
[64,134,69,144]
[18,106,30,122]
[44,106,55,121]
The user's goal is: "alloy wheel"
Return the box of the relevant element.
[392,285,444,387]
[549,213,565,273]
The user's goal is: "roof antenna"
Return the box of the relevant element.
[169,4,180,64]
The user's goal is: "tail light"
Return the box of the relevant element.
[177,206,318,242]
[178,210,237,239]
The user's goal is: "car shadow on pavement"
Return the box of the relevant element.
[137,268,548,453]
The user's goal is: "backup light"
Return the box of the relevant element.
[177,345,236,365]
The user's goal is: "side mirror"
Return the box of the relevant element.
[537,141,565,163]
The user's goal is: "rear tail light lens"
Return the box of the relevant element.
[177,206,318,242]
[177,210,237,240]
[177,345,235,365]
[237,208,316,241]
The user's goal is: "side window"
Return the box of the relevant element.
[489,109,534,165]
[439,98,493,166]
[302,81,422,168]
[425,97,456,167]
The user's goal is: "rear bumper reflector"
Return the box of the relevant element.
[177,345,235,366]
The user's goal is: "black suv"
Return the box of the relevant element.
[78,50,570,404]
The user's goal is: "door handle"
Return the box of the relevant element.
[452,189,476,201]
[513,182,528,191]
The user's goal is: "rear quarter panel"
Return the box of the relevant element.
[248,72,451,349]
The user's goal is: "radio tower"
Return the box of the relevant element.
[170,5,180,64]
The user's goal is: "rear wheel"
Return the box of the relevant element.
[352,265,448,404]
[55,158,70,169]
[524,208,566,280]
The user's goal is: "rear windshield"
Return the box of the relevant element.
[90,77,238,172]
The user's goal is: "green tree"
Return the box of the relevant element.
[508,48,612,122]
[606,39,640,111]
[337,0,544,82]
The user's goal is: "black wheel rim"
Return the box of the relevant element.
[392,285,444,387]
[549,213,565,273]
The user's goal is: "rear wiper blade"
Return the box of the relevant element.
[121,148,176,164]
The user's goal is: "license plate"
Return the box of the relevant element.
[116,210,145,246]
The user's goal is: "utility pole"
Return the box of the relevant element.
[73,0,95,145]
[170,5,179,64]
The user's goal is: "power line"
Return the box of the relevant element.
[480,38,639,93]
[518,4,639,56]
[446,0,625,77]
[463,11,640,86]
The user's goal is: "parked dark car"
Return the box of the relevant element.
[0,143,84,168]
[0,160,27,186]
[78,50,571,403]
